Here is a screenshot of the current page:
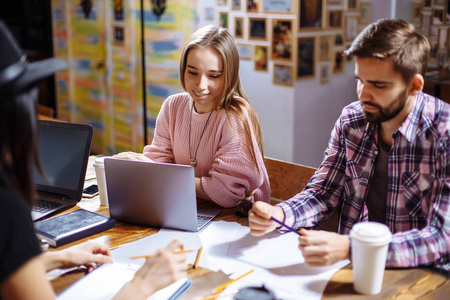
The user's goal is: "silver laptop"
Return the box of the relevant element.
[32,120,93,221]
[104,158,221,231]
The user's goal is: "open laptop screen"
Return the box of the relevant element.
[33,120,93,200]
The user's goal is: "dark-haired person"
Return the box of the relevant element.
[0,21,188,299]
[249,18,450,273]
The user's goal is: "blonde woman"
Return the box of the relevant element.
[118,25,270,208]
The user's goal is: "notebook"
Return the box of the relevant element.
[31,120,93,222]
[104,158,222,231]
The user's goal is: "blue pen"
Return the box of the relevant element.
[271,217,301,236]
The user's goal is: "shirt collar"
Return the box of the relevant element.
[395,92,424,144]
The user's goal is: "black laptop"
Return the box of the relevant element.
[31,120,93,222]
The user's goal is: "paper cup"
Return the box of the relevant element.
[350,222,392,295]
[93,157,108,206]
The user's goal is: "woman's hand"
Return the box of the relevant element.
[113,239,188,299]
[43,240,113,272]
[112,151,153,162]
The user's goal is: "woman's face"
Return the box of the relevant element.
[184,47,224,113]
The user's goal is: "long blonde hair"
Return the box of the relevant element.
[179,25,264,170]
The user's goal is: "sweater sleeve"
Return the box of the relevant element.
[143,96,175,163]
[201,110,270,207]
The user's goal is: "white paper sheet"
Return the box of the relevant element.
[199,221,350,300]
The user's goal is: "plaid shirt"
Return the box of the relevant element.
[279,92,450,271]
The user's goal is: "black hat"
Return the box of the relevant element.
[0,20,67,95]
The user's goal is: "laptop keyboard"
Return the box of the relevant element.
[197,215,213,229]
[32,199,63,213]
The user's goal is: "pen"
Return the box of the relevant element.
[129,249,194,260]
[270,217,301,236]
[193,246,203,269]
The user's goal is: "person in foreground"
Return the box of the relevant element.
[0,21,187,300]
[249,18,450,273]
[116,25,270,208]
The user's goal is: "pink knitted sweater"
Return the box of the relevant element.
[143,93,270,208]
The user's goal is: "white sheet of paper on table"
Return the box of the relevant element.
[198,221,350,300]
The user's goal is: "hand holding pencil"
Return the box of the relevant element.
[117,239,189,298]
[248,201,287,237]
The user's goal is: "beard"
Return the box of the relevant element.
[362,88,409,124]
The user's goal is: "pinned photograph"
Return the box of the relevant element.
[297,37,315,79]
[299,0,323,30]
[272,19,293,61]
[273,64,294,86]
[255,45,268,71]
[235,17,244,39]
[249,18,267,40]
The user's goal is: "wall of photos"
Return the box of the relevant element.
[212,0,372,86]
[413,0,450,69]
[195,0,374,166]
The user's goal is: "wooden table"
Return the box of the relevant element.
[50,203,449,299]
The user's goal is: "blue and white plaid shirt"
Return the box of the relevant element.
[279,92,450,271]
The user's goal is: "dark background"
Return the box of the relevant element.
[1,0,56,113]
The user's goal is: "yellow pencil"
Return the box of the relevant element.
[198,289,238,300]
[213,269,254,294]
[193,247,203,269]
[129,249,194,260]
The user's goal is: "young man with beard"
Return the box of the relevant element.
[248,18,450,274]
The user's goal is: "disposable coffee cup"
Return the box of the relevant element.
[93,157,108,206]
[350,222,392,295]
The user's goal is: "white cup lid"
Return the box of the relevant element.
[93,156,106,167]
[350,222,392,245]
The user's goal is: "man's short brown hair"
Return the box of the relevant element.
[345,18,430,83]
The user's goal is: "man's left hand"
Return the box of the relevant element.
[298,229,350,267]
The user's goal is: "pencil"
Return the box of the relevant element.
[270,216,301,236]
[214,269,254,294]
[129,249,194,260]
[198,289,238,300]
[193,246,203,269]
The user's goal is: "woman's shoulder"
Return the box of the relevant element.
[223,96,253,123]
[159,93,190,113]
[0,184,42,283]
[215,103,251,138]
[160,93,192,117]
[0,184,29,214]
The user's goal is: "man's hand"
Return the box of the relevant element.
[248,201,285,236]
[298,229,350,267]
